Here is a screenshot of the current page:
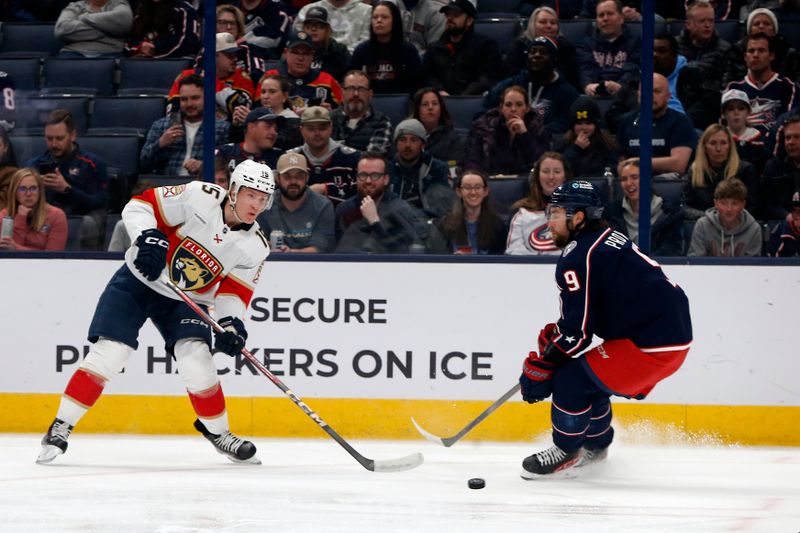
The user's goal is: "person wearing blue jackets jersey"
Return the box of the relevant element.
[518,180,692,477]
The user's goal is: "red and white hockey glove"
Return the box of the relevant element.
[519,351,555,404]
[537,323,558,353]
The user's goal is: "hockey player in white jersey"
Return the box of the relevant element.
[37,160,275,465]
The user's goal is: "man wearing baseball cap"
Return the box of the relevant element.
[485,35,579,135]
[256,152,335,253]
[216,107,283,170]
[422,0,503,95]
[257,30,343,109]
[766,189,800,257]
[287,105,361,204]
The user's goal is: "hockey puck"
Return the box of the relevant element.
[468,478,485,489]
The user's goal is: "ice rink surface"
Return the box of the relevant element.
[1,433,798,533]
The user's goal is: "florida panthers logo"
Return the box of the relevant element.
[170,238,222,291]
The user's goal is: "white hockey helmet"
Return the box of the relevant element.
[229,159,276,211]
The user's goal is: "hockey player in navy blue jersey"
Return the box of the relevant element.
[519,180,692,477]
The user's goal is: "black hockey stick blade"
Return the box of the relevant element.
[411,383,521,447]
[160,276,424,473]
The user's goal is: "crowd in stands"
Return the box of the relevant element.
[1,0,800,257]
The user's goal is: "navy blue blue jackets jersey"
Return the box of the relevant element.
[552,227,692,355]
[26,145,109,216]
[0,70,15,131]
[215,142,280,171]
[726,74,797,135]
[289,144,360,204]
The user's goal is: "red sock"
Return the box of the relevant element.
[64,369,106,408]
[188,383,226,418]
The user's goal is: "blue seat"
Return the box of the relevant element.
[9,134,46,166]
[89,96,167,135]
[777,20,800,49]
[42,58,115,96]
[103,213,122,250]
[474,18,521,52]
[488,176,529,215]
[371,93,410,128]
[443,95,486,130]
[714,19,743,44]
[66,216,83,251]
[558,19,592,45]
[626,20,668,39]
[117,58,193,96]
[13,95,90,134]
[0,57,41,93]
[477,0,522,15]
[80,134,141,179]
[0,23,60,58]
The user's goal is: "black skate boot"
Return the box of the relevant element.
[36,418,74,464]
[193,419,261,464]
[521,444,582,479]
[578,446,608,467]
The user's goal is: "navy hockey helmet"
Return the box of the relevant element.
[548,180,604,221]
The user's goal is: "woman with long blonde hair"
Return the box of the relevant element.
[0,168,67,251]
[684,123,758,219]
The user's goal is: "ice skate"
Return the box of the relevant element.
[36,418,74,464]
[193,419,261,465]
[520,444,582,479]
[578,446,608,467]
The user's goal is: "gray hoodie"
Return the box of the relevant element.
[55,0,133,56]
[688,207,762,257]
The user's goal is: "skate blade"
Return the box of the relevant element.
[36,445,64,465]
[520,467,580,480]
[225,454,261,465]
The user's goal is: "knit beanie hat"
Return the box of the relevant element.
[393,118,428,143]
[747,8,779,35]
[569,96,601,125]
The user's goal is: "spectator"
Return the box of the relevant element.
[331,71,392,155]
[141,74,231,177]
[724,33,797,137]
[677,0,732,129]
[653,33,688,115]
[388,118,454,218]
[350,1,423,95]
[503,6,580,91]
[25,109,109,249]
[168,32,257,123]
[214,5,269,82]
[505,151,571,256]
[0,69,15,133]
[684,123,759,220]
[409,86,466,166]
[0,166,16,207]
[722,7,800,86]
[436,169,505,254]
[576,0,641,97]
[257,31,343,110]
[688,177,762,256]
[302,6,351,82]
[55,0,133,58]
[224,0,291,59]
[486,36,579,136]
[720,89,768,174]
[294,0,372,54]
[555,96,619,178]
[0,168,67,251]
[257,151,335,253]
[287,106,360,204]
[216,107,283,170]
[767,189,800,256]
[616,73,697,175]
[253,74,303,150]
[0,128,17,168]
[422,0,504,96]
[761,116,800,220]
[605,158,684,256]
[334,151,430,253]
[464,85,549,176]
[395,0,447,55]
[125,0,201,59]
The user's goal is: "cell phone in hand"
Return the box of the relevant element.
[168,112,182,127]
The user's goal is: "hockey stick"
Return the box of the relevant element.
[411,383,521,447]
[160,276,423,473]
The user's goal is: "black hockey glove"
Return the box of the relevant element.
[134,228,169,281]
[214,316,247,357]
[519,351,555,404]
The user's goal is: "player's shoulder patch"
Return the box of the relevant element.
[160,183,187,198]
[562,240,577,257]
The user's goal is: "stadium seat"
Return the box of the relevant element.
[582,176,613,203]
[371,93,410,128]
[0,23,60,58]
[103,213,122,250]
[476,0,522,15]
[652,174,686,207]
[488,175,529,216]
[626,20,668,39]
[777,21,800,49]
[474,18,521,52]
[0,57,41,93]
[13,96,90,134]
[713,19,743,44]
[558,19,592,44]
[117,58,193,96]
[66,216,83,251]
[9,134,46,165]
[80,134,141,179]
[89,96,167,135]
[442,95,486,130]
[42,58,115,96]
